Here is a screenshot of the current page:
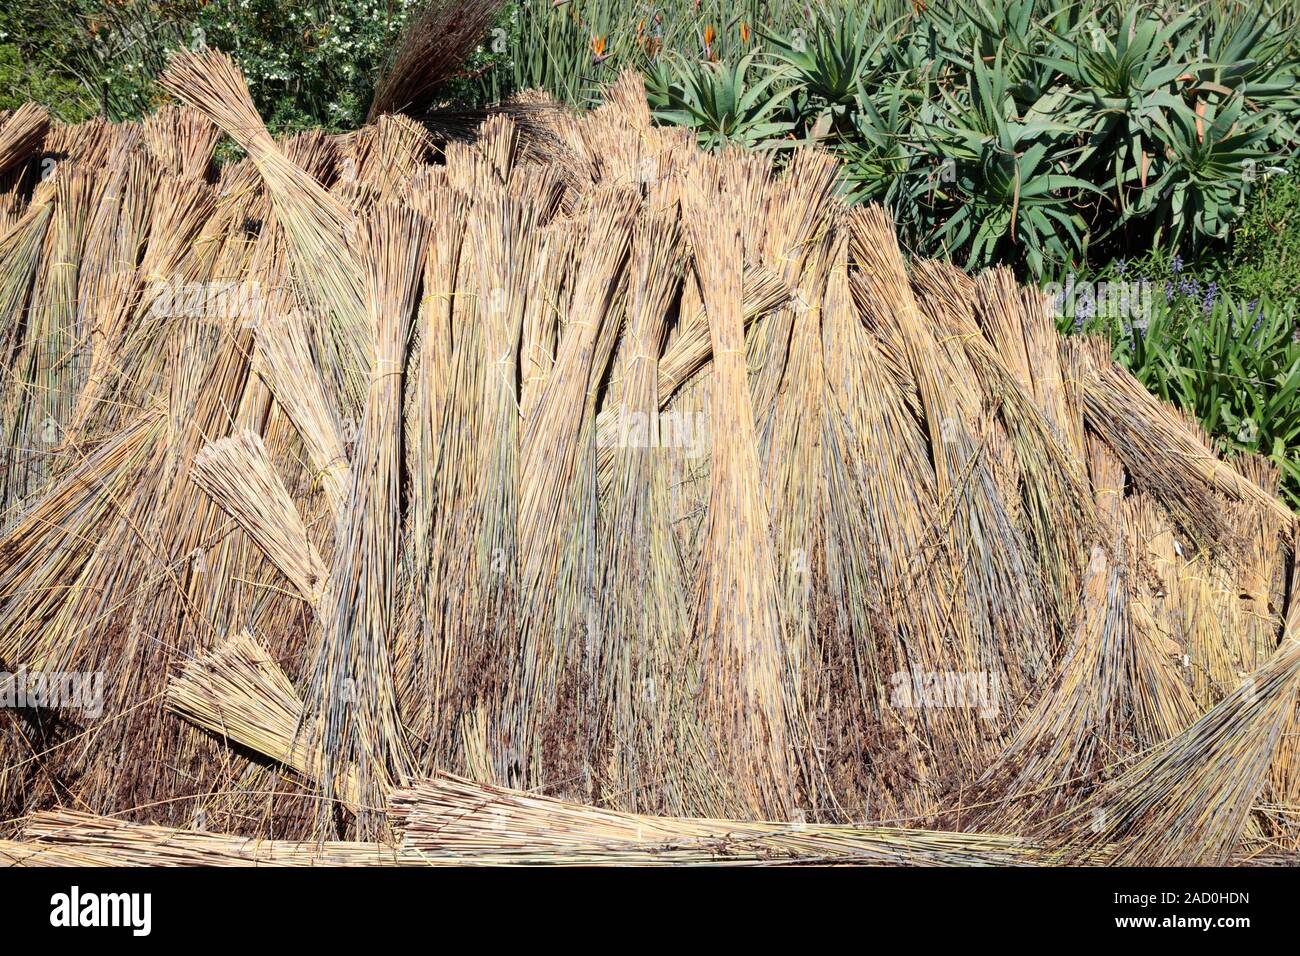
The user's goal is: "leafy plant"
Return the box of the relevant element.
[837,84,918,210]
[1117,296,1300,503]
[1201,3,1300,153]
[2,0,428,131]
[920,45,1094,274]
[0,42,96,120]
[647,52,795,149]
[1138,93,1275,251]
[1041,8,1202,226]
[194,0,425,131]
[759,5,894,137]
[1228,169,1300,303]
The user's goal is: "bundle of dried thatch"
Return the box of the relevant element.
[1,48,1298,866]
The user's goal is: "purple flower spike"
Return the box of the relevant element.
[1249,300,1264,334]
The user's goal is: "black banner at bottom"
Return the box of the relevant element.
[0,865,1280,944]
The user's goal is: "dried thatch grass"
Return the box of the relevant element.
[0,104,48,181]
[0,57,1296,864]
[368,0,507,122]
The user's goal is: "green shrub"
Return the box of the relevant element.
[0,43,96,120]
[193,0,425,132]
[0,0,98,120]
[0,0,426,132]
[476,0,1300,278]
[1228,170,1300,305]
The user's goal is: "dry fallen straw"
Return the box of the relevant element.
[1,49,1298,866]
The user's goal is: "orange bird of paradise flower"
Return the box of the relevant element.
[591,33,608,60]
[740,22,751,43]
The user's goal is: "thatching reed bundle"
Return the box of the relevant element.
[678,155,804,820]
[0,188,56,518]
[251,292,352,520]
[42,117,115,171]
[1,58,1298,864]
[1,839,127,867]
[166,629,363,810]
[593,208,700,814]
[22,810,407,866]
[395,184,477,765]
[61,152,162,443]
[1080,335,1293,545]
[0,411,164,669]
[0,104,48,181]
[142,105,221,181]
[299,201,429,837]
[850,206,1044,785]
[387,772,1035,866]
[368,0,506,122]
[507,186,636,789]
[191,431,329,605]
[159,49,370,403]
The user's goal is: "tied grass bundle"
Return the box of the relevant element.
[299,200,429,838]
[851,205,1045,770]
[398,182,470,761]
[167,630,340,795]
[191,431,329,606]
[507,186,637,788]
[368,0,507,121]
[388,772,1034,866]
[22,810,408,866]
[0,104,49,181]
[141,106,220,181]
[160,48,370,404]
[594,208,699,814]
[1042,560,1300,865]
[1080,336,1294,547]
[252,286,352,520]
[683,156,798,820]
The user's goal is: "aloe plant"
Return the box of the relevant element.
[1199,5,1300,152]
[646,52,796,149]
[1138,93,1275,250]
[1041,9,1205,220]
[837,85,919,209]
[920,45,1094,274]
[758,5,897,138]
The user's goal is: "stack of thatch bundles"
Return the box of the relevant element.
[1,50,1299,865]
